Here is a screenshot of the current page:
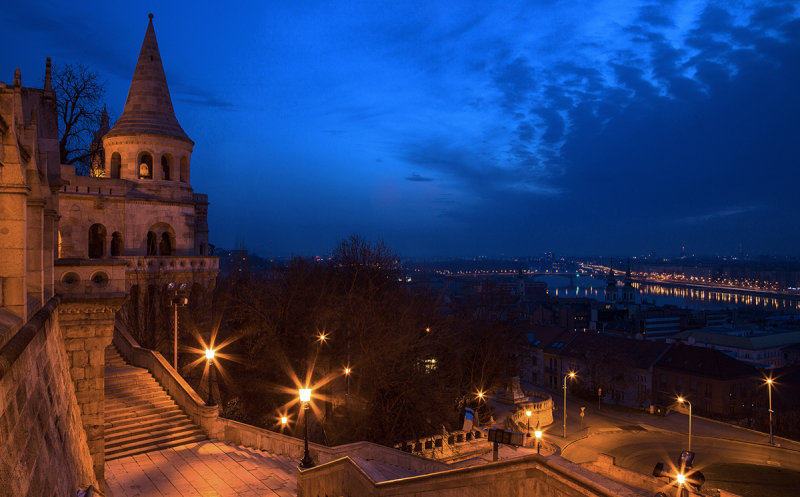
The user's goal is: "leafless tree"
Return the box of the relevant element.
[51,63,106,174]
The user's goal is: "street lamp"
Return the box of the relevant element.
[344,366,351,397]
[167,282,188,372]
[204,348,217,406]
[525,409,532,436]
[299,387,315,469]
[563,371,576,438]
[677,396,692,451]
[534,422,542,454]
[765,377,775,445]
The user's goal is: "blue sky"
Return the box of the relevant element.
[2,1,799,257]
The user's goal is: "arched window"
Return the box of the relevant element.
[111,152,121,179]
[111,232,124,256]
[88,224,107,259]
[180,156,188,182]
[138,152,153,179]
[147,231,157,256]
[159,232,172,256]
[161,155,171,181]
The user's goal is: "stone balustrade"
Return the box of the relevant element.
[123,255,219,273]
[112,325,221,439]
[510,392,554,429]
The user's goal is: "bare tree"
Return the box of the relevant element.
[52,63,106,173]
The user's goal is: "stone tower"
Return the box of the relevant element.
[103,13,193,184]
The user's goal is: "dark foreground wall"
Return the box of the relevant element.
[0,297,96,495]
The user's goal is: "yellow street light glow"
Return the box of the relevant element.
[568,372,576,378]
[534,430,542,439]
[299,388,312,403]
[425,327,431,333]
[281,416,288,425]
[476,390,485,400]
[676,473,686,485]
[766,378,773,385]
[344,367,351,375]
[677,396,685,403]
[526,409,532,417]
[317,332,327,342]
[205,348,215,360]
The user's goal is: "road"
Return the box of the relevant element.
[532,385,800,496]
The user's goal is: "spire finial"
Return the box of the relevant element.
[148,13,154,20]
[45,57,52,91]
[14,68,21,87]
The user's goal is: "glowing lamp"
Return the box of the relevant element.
[299,388,311,403]
[205,348,215,360]
[281,416,288,425]
[676,473,686,485]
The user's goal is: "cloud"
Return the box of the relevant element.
[678,206,763,225]
[405,173,433,182]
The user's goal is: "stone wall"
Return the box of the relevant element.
[59,294,124,487]
[0,297,96,495]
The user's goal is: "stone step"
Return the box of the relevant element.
[105,406,186,428]
[105,422,202,448]
[105,412,192,437]
[105,431,207,460]
[105,377,160,390]
[105,400,179,420]
[105,384,165,399]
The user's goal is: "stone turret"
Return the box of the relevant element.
[102,14,193,182]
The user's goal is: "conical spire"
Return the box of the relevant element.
[106,14,191,143]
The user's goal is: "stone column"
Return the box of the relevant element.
[58,294,125,488]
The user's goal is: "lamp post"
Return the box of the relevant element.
[534,422,542,454]
[167,283,188,372]
[525,409,532,436]
[204,348,217,406]
[344,367,351,398]
[766,377,775,445]
[563,372,576,438]
[299,388,315,469]
[677,396,692,451]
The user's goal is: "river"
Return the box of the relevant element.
[537,275,800,313]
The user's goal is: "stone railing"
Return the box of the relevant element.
[298,453,649,497]
[123,256,219,274]
[510,392,554,429]
[112,325,221,438]
[394,428,488,461]
[220,417,448,474]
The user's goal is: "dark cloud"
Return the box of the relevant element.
[405,173,433,182]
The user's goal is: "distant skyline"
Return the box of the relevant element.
[2,1,798,257]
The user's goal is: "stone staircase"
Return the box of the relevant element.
[104,345,207,460]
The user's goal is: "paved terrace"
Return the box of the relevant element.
[105,440,297,497]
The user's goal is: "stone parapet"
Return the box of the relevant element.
[112,324,221,438]
[298,453,651,497]
[0,297,97,495]
[219,417,449,475]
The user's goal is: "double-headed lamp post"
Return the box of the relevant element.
[299,388,315,469]
[204,348,217,407]
[766,377,775,445]
[677,396,692,451]
[563,372,576,438]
